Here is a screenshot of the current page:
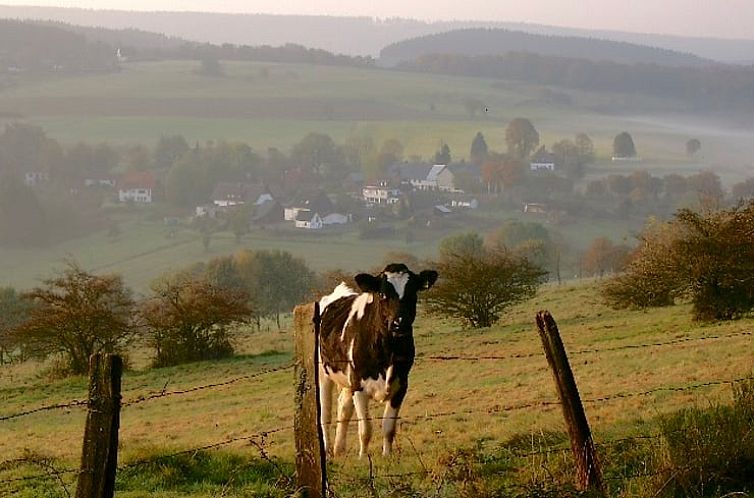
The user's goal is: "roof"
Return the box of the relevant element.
[295,210,320,222]
[289,191,335,215]
[426,164,447,182]
[392,162,433,181]
[119,170,156,190]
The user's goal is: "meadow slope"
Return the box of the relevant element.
[1,281,752,497]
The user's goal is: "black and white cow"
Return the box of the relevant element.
[317,263,438,457]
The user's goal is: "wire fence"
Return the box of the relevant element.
[1,323,752,497]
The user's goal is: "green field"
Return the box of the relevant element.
[1,281,752,497]
[1,60,753,183]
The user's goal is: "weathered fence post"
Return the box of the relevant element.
[293,302,327,498]
[535,311,605,495]
[76,353,122,498]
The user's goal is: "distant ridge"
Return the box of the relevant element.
[1,5,754,63]
[380,28,711,67]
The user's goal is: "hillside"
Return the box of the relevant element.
[400,51,754,111]
[380,28,711,67]
[2,6,754,62]
[2,282,753,496]
[0,19,117,76]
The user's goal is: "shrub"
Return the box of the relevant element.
[604,202,754,320]
[140,274,252,367]
[426,237,546,328]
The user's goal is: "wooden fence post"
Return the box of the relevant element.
[293,302,327,498]
[76,353,122,498]
[535,311,605,495]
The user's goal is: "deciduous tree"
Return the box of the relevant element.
[613,132,637,158]
[426,242,546,328]
[686,138,701,156]
[13,262,135,375]
[141,274,251,367]
[505,118,539,159]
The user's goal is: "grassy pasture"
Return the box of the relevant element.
[1,281,752,496]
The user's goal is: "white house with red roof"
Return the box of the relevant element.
[118,171,156,203]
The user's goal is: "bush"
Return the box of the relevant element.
[604,202,754,320]
[140,275,252,367]
[656,379,754,496]
[426,236,546,328]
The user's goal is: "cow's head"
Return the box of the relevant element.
[354,263,438,335]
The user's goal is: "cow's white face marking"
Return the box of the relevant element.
[385,271,410,299]
[319,282,357,313]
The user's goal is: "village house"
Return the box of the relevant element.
[23,170,50,186]
[118,171,156,203]
[530,150,558,172]
[391,162,478,193]
[362,183,402,205]
[295,211,323,230]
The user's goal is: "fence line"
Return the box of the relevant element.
[4,328,748,423]
[418,330,753,362]
[121,363,294,407]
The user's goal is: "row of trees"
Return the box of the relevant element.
[0,248,316,373]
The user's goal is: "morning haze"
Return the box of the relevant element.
[2,3,754,497]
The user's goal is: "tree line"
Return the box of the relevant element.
[400,51,754,111]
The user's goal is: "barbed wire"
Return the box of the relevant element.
[117,426,291,471]
[417,330,753,362]
[0,363,294,423]
[0,399,87,422]
[121,363,293,407]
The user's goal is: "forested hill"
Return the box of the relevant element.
[0,20,371,71]
[400,52,754,111]
[381,28,711,67]
[0,20,117,74]
[37,21,189,51]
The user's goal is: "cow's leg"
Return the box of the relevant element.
[382,382,408,456]
[334,388,354,456]
[318,367,334,456]
[353,390,372,458]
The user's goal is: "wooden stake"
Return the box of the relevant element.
[293,302,327,498]
[535,311,604,495]
[76,353,122,498]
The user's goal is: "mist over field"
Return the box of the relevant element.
[3,5,754,497]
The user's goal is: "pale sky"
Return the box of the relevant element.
[3,0,754,40]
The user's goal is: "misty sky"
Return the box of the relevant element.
[4,0,754,40]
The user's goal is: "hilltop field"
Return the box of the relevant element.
[1,60,754,291]
[1,280,752,497]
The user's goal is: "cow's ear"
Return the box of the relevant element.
[418,270,438,290]
[355,273,381,293]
